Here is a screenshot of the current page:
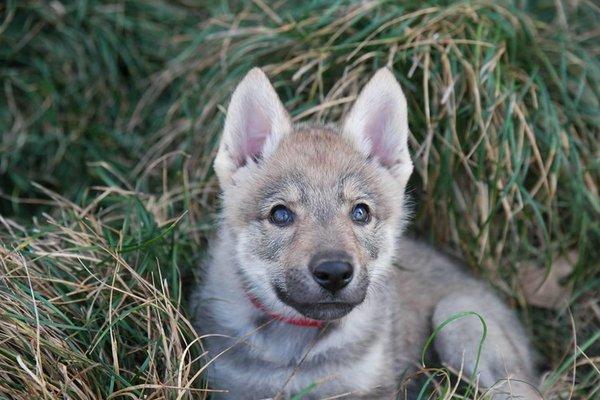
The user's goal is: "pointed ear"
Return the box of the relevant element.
[214,68,293,185]
[342,68,413,185]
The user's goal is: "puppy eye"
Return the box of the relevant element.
[269,205,294,226]
[350,203,370,224]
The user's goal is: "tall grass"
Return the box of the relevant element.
[0,187,209,399]
[0,0,598,398]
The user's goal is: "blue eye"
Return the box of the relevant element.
[350,203,370,224]
[269,205,294,226]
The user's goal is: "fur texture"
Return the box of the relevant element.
[190,68,540,399]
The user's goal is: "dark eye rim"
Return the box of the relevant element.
[269,204,295,226]
[351,203,371,224]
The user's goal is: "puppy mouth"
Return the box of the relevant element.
[297,302,357,321]
[273,286,364,321]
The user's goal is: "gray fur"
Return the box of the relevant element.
[191,238,539,399]
[190,68,540,399]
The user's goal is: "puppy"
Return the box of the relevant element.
[190,68,540,399]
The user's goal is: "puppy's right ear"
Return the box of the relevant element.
[342,68,413,187]
[214,68,292,185]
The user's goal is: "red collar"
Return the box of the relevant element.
[247,293,325,328]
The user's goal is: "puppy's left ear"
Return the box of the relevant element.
[342,68,413,186]
[214,68,293,186]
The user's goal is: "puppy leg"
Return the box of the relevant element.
[432,291,541,399]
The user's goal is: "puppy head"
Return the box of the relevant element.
[214,68,413,321]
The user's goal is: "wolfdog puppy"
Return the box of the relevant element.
[190,68,540,399]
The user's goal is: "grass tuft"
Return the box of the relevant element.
[0,187,209,399]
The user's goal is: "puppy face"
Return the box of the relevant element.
[215,68,413,320]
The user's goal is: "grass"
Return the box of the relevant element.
[0,0,598,398]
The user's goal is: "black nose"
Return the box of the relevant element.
[311,261,354,292]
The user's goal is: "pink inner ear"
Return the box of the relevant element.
[365,100,398,167]
[236,100,272,165]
